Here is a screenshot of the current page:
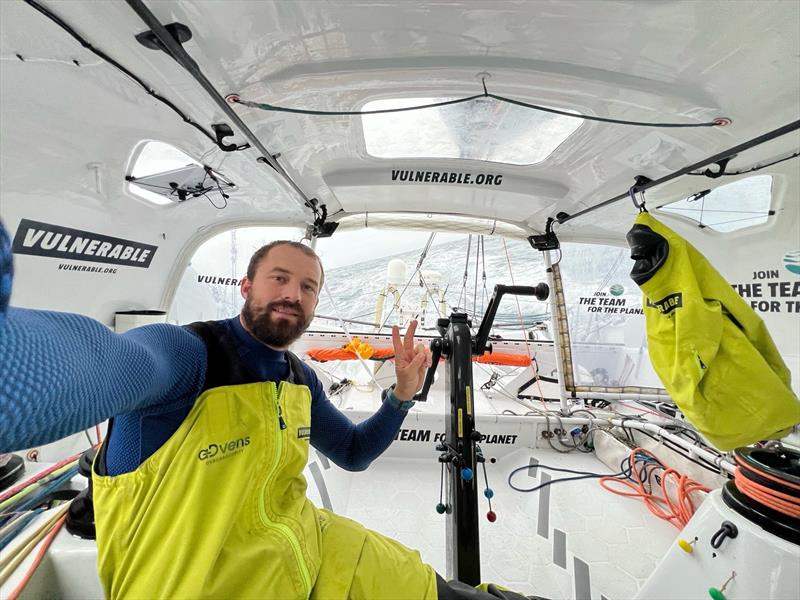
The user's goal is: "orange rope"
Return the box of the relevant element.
[734,455,800,518]
[475,352,532,367]
[306,347,531,367]
[306,347,394,362]
[6,515,66,600]
[599,448,710,529]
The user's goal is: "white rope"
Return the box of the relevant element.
[321,278,384,392]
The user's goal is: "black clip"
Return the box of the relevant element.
[629,186,647,213]
[211,124,239,152]
[687,189,711,203]
[703,155,736,178]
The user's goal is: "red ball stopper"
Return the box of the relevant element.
[487,511,497,522]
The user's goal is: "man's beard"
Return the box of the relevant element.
[241,298,311,348]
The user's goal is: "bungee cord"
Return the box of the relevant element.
[230,88,725,129]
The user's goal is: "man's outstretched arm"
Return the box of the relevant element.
[0,307,206,452]
[309,376,410,471]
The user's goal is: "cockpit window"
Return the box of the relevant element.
[656,175,773,232]
[361,96,581,165]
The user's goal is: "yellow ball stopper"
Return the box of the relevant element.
[678,538,694,554]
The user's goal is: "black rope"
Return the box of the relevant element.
[557,119,800,224]
[22,0,249,153]
[234,91,721,128]
[686,150,800,177]
[237,95,485,117]
[202,191,227,210]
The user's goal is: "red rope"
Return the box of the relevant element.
[6,515,67,600]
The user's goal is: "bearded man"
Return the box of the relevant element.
[1,234,540,600]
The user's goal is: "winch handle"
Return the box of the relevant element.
[473,283,550,356]
[413,338,442,402]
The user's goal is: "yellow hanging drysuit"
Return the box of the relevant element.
[92,322,438,599]
[627,212,800,450]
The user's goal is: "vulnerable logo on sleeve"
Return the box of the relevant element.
[297,427,311,440]
[646,292,683,315]
[12,219,157,268]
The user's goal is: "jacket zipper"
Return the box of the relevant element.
[258,382,312,596]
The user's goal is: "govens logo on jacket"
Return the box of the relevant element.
[12,219,157,268]
[198,436,251,463]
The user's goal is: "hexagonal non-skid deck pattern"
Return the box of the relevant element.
[304,445,678,600]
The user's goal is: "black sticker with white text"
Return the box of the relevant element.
[12,219,157,268]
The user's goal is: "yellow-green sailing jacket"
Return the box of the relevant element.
[627,213,800,450]
[92,321,437,599]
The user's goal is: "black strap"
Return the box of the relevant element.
[184,320,251,390]
[184,320,306,390]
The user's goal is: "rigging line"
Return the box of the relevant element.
[686,150,800,176]
[456,235,472,311]
[321,278,384,392]
[124,0,319,218]
[480,236,488,317]
[499,238,546,406]
[376,233,437,333]
[557,119,800,225]
[694,214,774,228]
[234,93,721,128]
[314,314,379,328]
[417,272,444,320]
[21,0,247,153]
[472,235,481,319]
[699,194,706,225]
[657,207,772,215]
[485,93,720,128]
[593,248,626,297]
[237,95,485,116]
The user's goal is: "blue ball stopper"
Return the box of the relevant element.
[461,468,474,481]
[484,488,494,498]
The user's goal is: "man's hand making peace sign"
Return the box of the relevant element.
[391,320,433,401]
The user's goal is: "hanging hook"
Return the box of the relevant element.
[629,186,648,213]
[703,155,737,178]
[476,72,491,97]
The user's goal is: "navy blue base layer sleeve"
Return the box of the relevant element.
[0,307,207,451]
[1,311,410,476]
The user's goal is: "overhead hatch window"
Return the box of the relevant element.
[361,97,581,165]
[127,141,234,206]
[656,175,773,232]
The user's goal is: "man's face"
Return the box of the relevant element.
[240,244,322,349]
